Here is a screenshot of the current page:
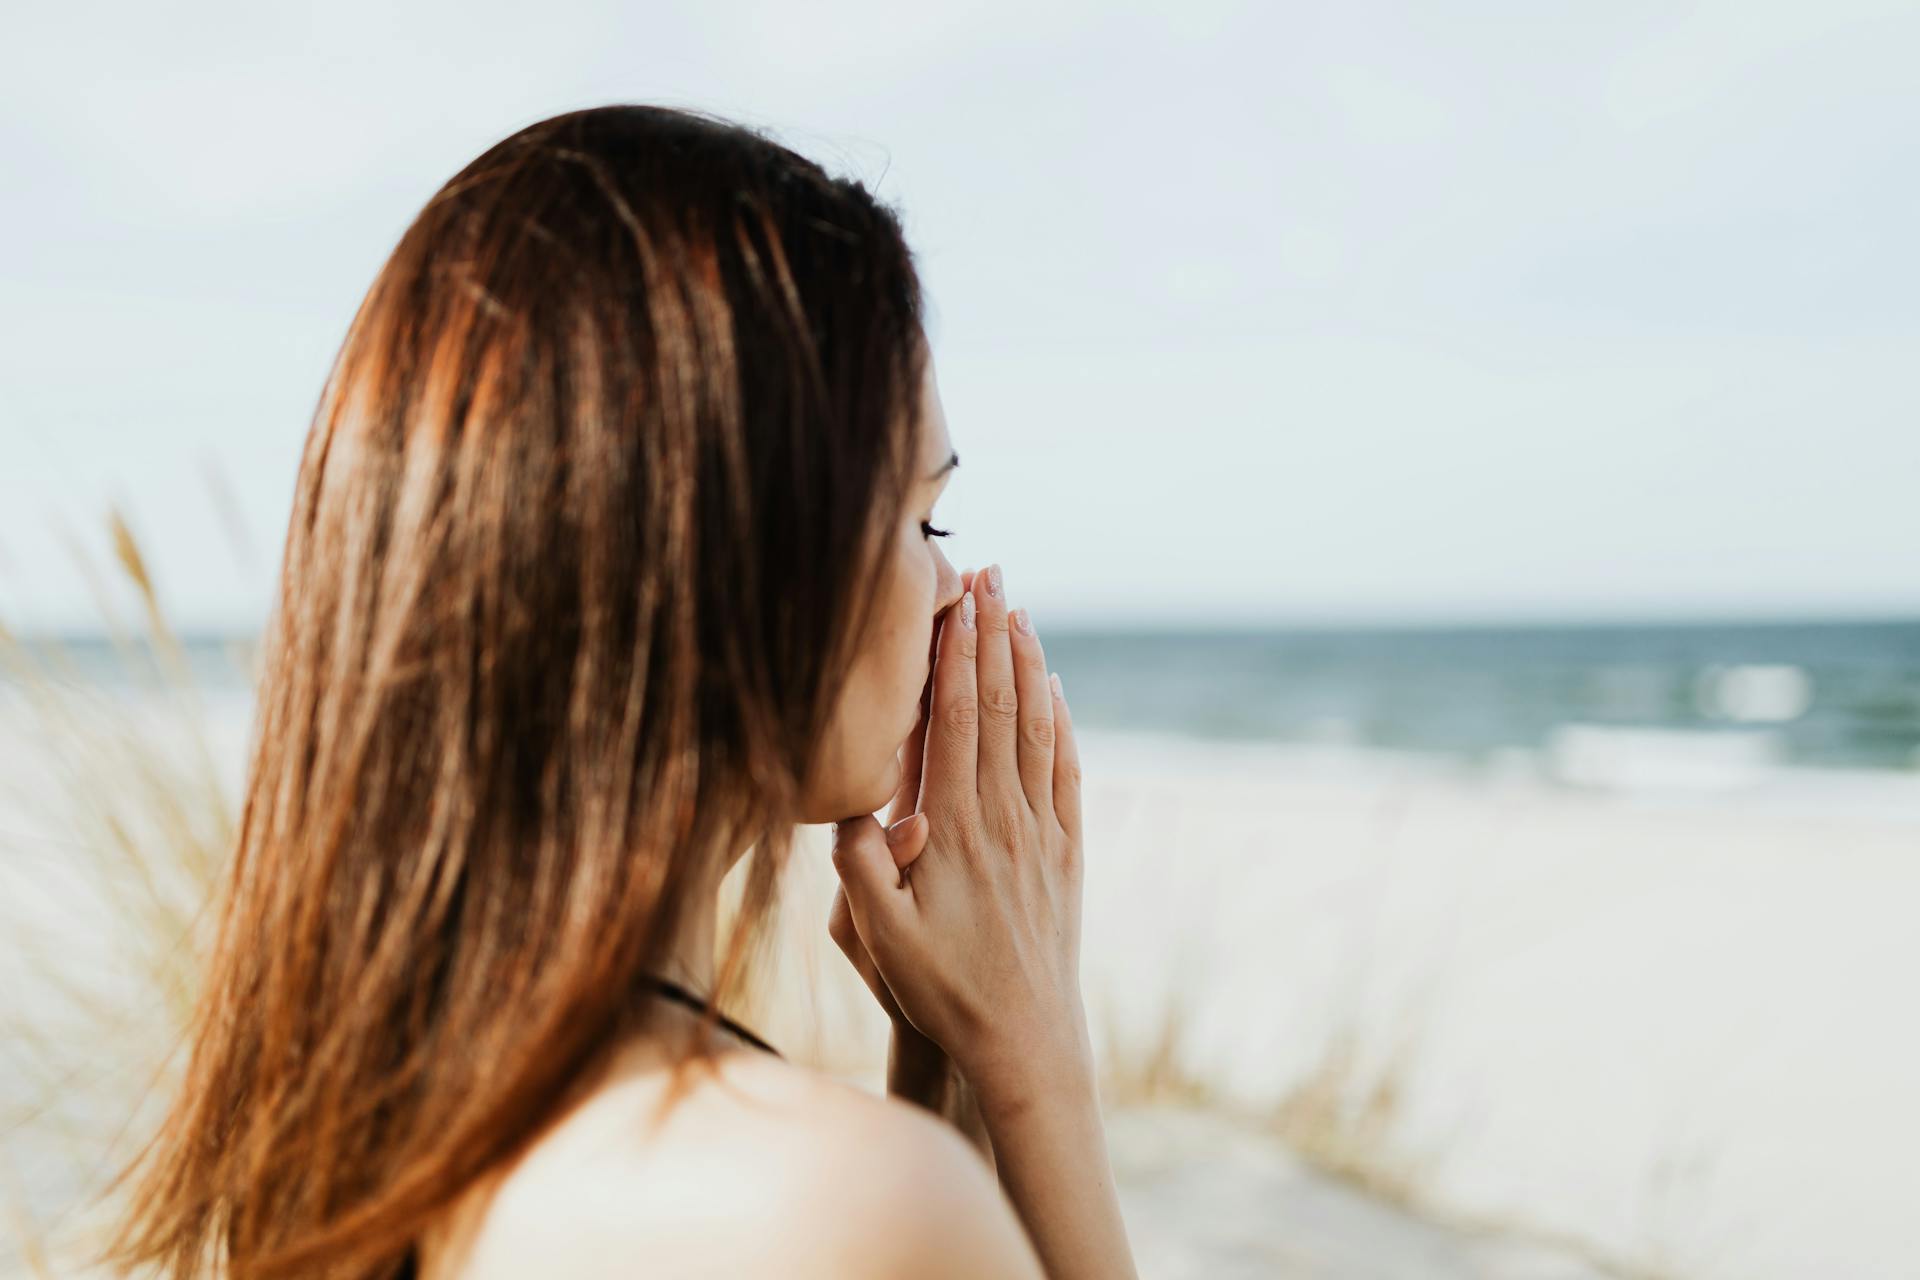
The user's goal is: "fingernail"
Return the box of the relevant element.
[1012,607,1033,636]
[886,818,913,844]
[1050,671,1064,699]
[961,589,975,630]
[986,564,1003,598]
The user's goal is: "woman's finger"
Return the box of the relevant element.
[886,813,928,870]
[831,814,913,941]
[1050,671,1082,844]
[827,882,867,965]
[888,566,975,824]
[886,673,932,827]
[827,882,890,1007]
[971,564,1020,807]
[920,578,978,813]
[1007,605,1054,817]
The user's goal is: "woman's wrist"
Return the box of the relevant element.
[886,1018,957,1106]
[970,1045,1135,1280]
[887,1019,996,1165]
[958,1010,1099,1129]
[879,985,1102,1158]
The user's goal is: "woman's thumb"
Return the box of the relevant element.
[884,812,928,869]
[831,814,911,921]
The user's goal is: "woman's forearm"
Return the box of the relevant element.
[967,1024,1137,1280]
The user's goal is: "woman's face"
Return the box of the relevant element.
[799,355,964,823]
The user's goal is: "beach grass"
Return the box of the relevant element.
[0,508,236,1278]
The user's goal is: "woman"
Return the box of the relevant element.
[101,104,1137,1278]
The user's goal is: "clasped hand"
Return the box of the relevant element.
[828,563,1088,1100]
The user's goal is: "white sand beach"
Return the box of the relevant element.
[1073,731,1920,1278]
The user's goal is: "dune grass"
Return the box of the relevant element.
[0,506,238,1278]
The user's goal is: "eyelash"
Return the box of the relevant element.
[922,522,953,540]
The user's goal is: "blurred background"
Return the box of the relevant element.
[3,2,1916,1277]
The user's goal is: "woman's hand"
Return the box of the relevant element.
[832,562,1136,1280]
[830,561,1088,1110]
[826,568,979,1025]
[830,574,994,1163]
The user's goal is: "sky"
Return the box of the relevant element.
[2,0,1916,632]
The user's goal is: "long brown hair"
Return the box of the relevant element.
[98,104,929,1279]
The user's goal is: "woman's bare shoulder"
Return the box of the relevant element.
[421,1050,1042,1280]
[728,1056,1044,1277]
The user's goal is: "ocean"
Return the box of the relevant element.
[12,618,1919,773]
[1045,618,1920,772]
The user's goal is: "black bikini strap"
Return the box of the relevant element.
[638,973,782,1059]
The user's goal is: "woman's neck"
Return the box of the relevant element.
[653,833,753,998]
[657,883,718,995]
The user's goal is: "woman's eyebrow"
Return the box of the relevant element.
[926,450,960,482]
